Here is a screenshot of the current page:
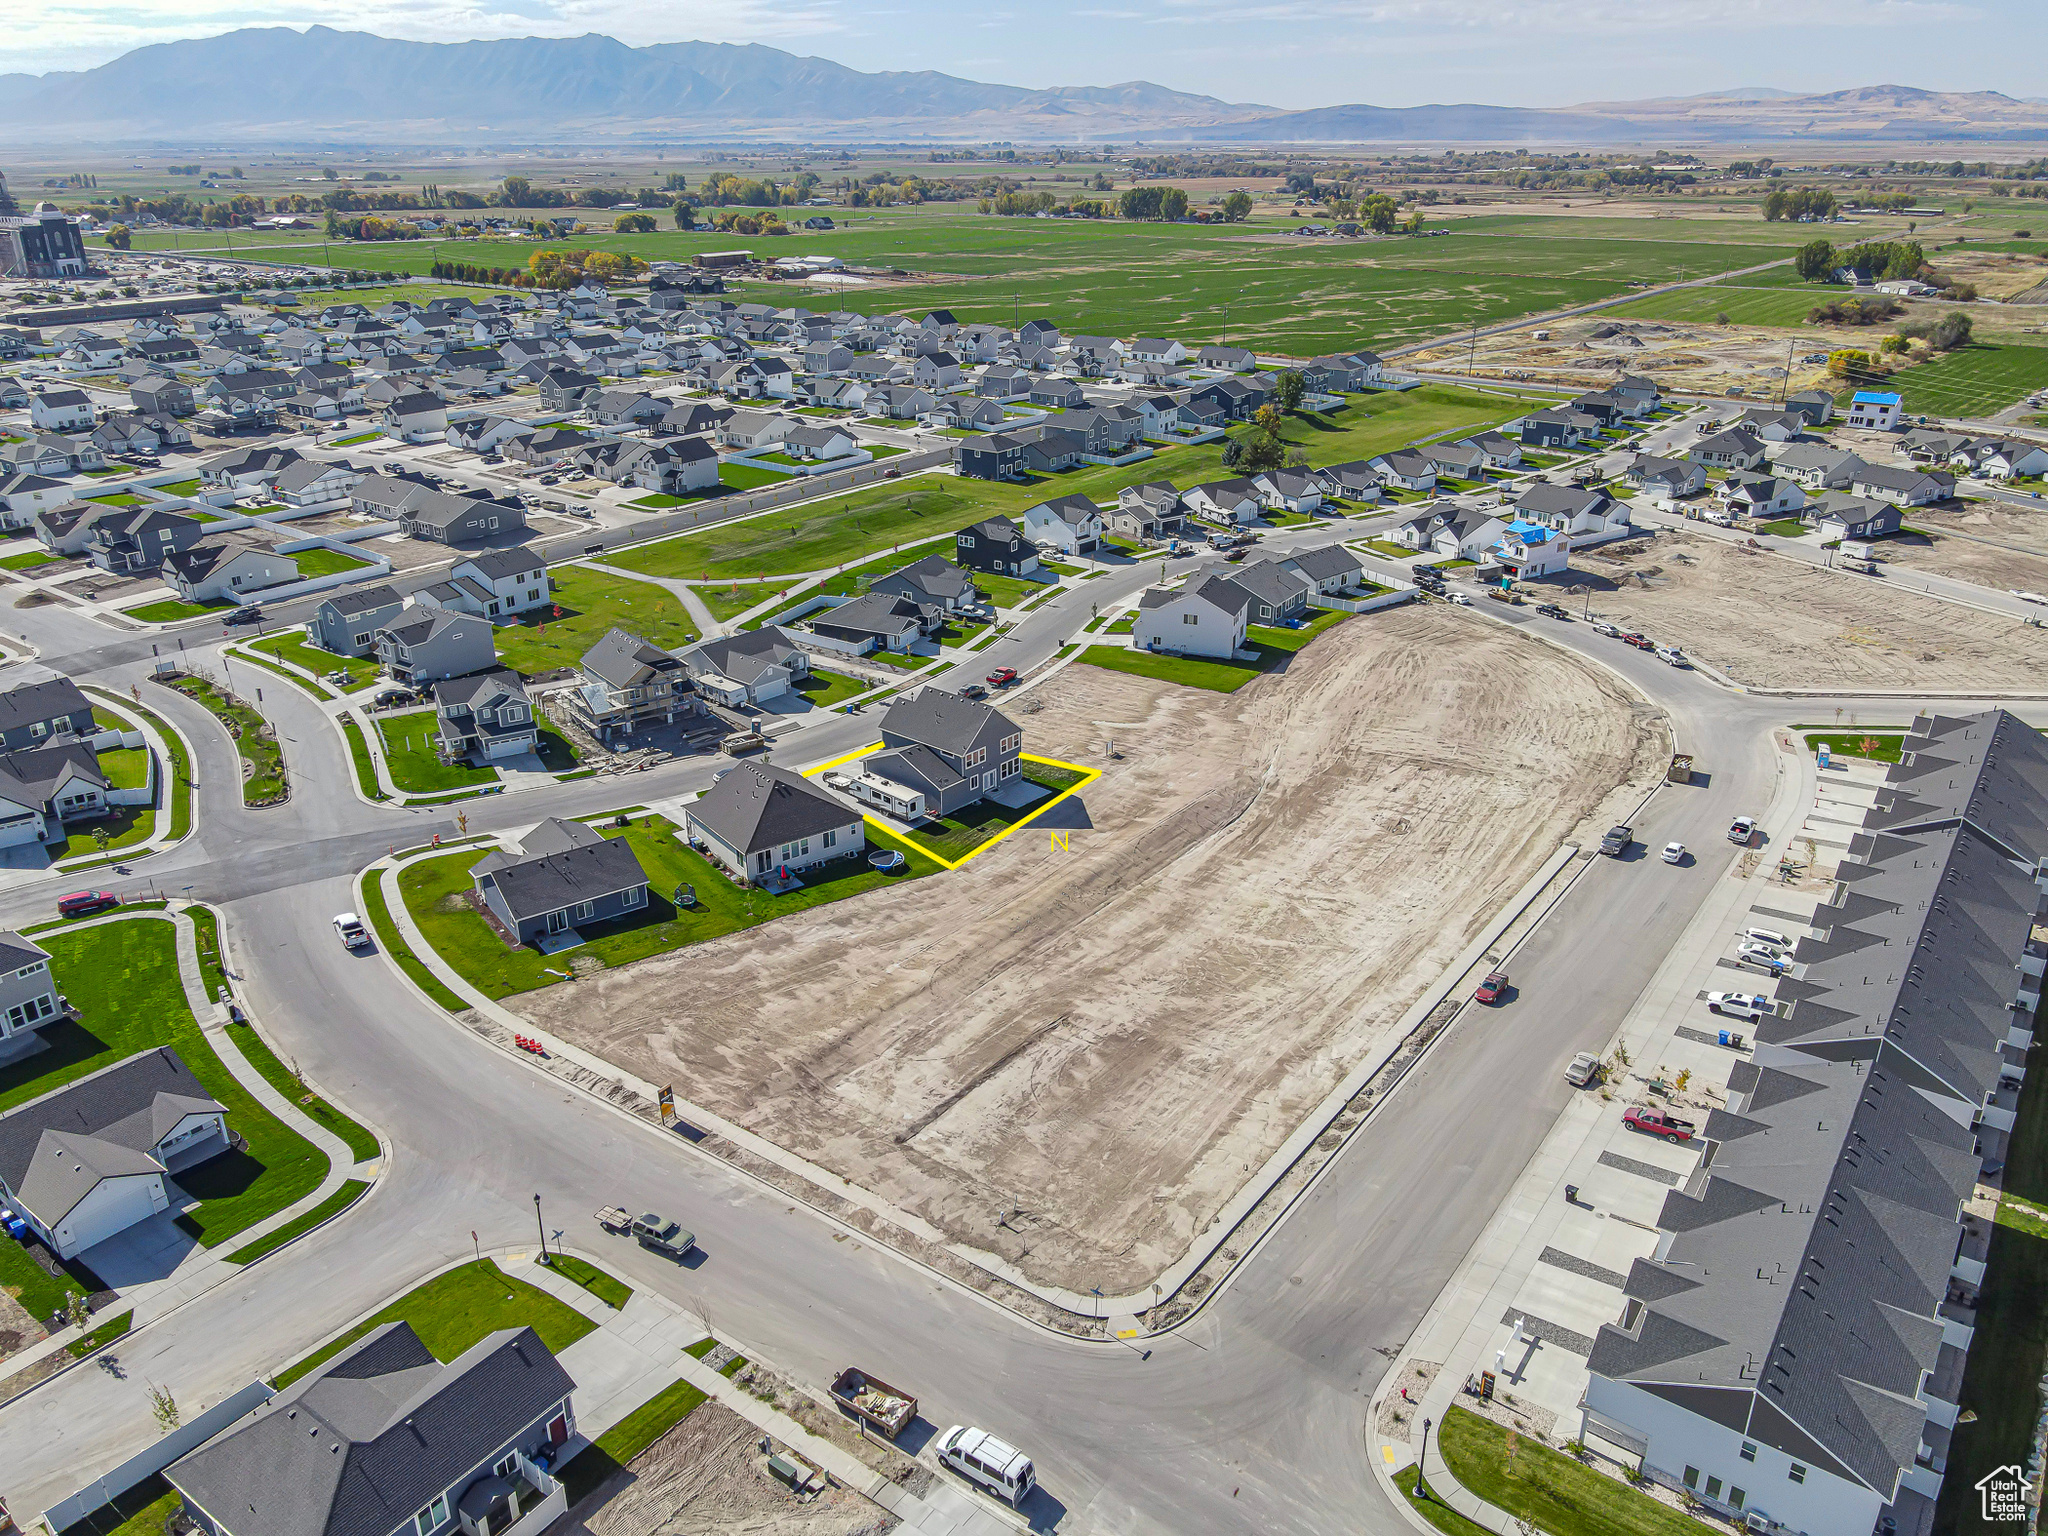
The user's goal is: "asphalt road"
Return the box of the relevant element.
[0,507,2038,1534]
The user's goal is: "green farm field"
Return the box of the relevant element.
[167,204,1801,356]
[1889,343,2048,418]
[1603,282,1837,328]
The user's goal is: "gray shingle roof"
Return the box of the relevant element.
[580,628,680,690]
[878,690,1018,759]
[478,834,647,922]
[680,629,804,689]
[166,1322,574,1536]
[0,675,91,736]
[687,762,853,857]
[322,585,403,618]
[0,929,49,973]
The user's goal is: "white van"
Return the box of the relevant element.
[1742,926,1793,950]
[939,1425,1036,1506]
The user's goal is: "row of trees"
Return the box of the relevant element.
[323,214,422,241]
[1794,238,1928,283]
[529,248,647,287]
[1762,186,1840,222]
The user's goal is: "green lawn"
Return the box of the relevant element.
[1934,989,2048,1536]
[330,431,384,446]
[791,668,871,710]
[892,761,1088,863]
[228,646,327,702]
[1605,283,1828,329]
[290,546,375,579]
[1394,1465,1498,1536]
[1892,343,2048,419]
[246,630,381,688]
[341,714,389,801]
[0,1224,87,1321]
[272,1259,596,1390]
[166,676,286,803]
[490,567,699,678]
[225,1180,370,1265]
[54,1476,181,1536]
[95,744,152,790]
[973,569,1055,609]
[1080,609,1350,693]
[557,1376,711,1507]
[359,867,465,1009]
[228,1020,381,1162]
[0,920,326,1248]
[609,386,1531,585]
[375,709,499,793]
[91,691,192,840]
[546,1253,632,1310]
[1803,731,1907,763]
[129,598,231,623]
[153,477,202,496]
[0,548,59,570]
[84,491,144,508]
[68,1308,134,1358]
[400,815,939,1000]
[534,719,581,772]
[1752,518,1809,538]
[46,802,156,862]
[1440,1406,1704,1536]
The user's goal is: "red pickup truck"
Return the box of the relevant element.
[1624,1107,1696,1143]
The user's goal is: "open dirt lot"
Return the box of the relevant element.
[564,1401,894,1536]
[1411,314,1861,398]
[517,607,1661,1292]
[1874,526,2048,596]
[1576,527,2048,690]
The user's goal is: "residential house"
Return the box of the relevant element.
[1784,388,1834,425]
[1398,506,1508,561]
[1735,409,1808,444]
[401,491,526,545]
[1954,439,2048,480]
[1515,482,1625,538]
[1021,494,1105,556]
[585,389,665,428]
[1426,442,1488,482]
[433,668,539,763]
[977,365,1032,401]
[381,390,449,444]
[472,817,649,947]
[163,1321,577,1536]
[501,428,586,467]
[373,607,499,685]
[1252,468,1324,515]
[1186,376,1270,423]
[199,444,302,490]
[1612,374,1662,416]
[719,409,800,450]
[0,931,59,1055]
[955,516,1040,577]
[308,585,405,657]
[1270,543,1366,596]
[1369,451,1439,492]
[1029,376,1086,410]
[1491,519,1569,578]
[1018,319,1061,351]
[809,593,934,654]
[1848,463,1952,507]
[0,739,110,847]
[1197,345,1256,373]
[1302,352,1381,392]
[571,629,693,738]
[27,388,93,432]
[1229,559,1311,623]
[1719,471,1807,520]
[1131,573,1252,659]
[129,377,194,418]
[867,691,1024,816]
[677,628,810,708]
[871,555,983,616]
[1771,443,1865,491]
[872,386,938,421]
[160,533,301,604]
[932,396,1007,432]
[1183,478,1263,524]
[1056,405,1144,457]
[910,351,963,391]
[1687,429,1769,471]
[686,762,865,883]
[84,507,206,574]
[1625,454,1709,501]
[452,549,550,620]
[1519,409,1601,451]
[0,675,96,752]
[1809,492,1904,542]
[1120,337,1189,367]
[0,1047,227,1257]
[1567,390,1624,427]
[1110,482,1184,542]
[1457,432,1523,470]
[28,500,105,552]
[1309,461,1383,505]
[272,458,365,507]
[1845,389,1904,431]
[780,423,857,463]
[656,400,733,439]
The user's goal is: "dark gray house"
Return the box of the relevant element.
[954,516,1039,577]
[684,762,866,882]
[84,507,206,574]
[869,691,1024,816]
[399,490,526,546]
[308,585,405,658]
[1228,559,1311,624]
[810,593,933,654]
[870,555,982,615]
[471,818,650,946]
[434,669,538,763]
[373,606,499,686]
[166,1321,576,1536]
[0,675,96,752]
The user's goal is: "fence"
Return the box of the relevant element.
[1310,587,1417,615]
[40,1380,276,1532]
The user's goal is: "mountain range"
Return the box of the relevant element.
[3,29,2046,145]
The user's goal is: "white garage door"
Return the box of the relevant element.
[58,1175,165,1258]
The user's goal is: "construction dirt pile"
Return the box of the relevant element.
[518,606,1664,1293]
[567,1400,894,1536]
[1580,527,2048,690]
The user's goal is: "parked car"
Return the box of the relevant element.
[1591,621,1620,637]
[1624,1106,1697,1143]
[57,890,119,917]
[1474,970,1509,1005]
[1736,939,1789,970]
[1447,593,1472,606]
[381,460,406,475]
[1598,825,1633,857]
[629,1212,695,1259]
[938,1426,1036,1507]
[868,849,906,873]
[1624,633,1657,651]
[221,606,263,627]
[1657,646,1690,668]
[1661,841,1686,864]
[1708,990,1772,1021]
[1564,1053,1602,1088]
[1742,925,1793,950]
[1728,816,1758,845]
[332,912,371,949]
[985,667,1018,687]
[1535,603,1571,620]
[958,682,990,700]
[371,687,416,709]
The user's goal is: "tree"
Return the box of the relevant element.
[1239,428,1286,472]
[1221,437,1245,469]
[320,166,338,181]
[1221,191,1253,222]
[1117,185,1165,220]
[1160,187,1189,220]
[1794,239,1835,282]
[613,213,657,233]
[672,203,695,229]
[1274,369,1305,411]
[1361,193,1399,235]
[147,1383,181,1435]
[500,176,533,207]
[104,223,130,250]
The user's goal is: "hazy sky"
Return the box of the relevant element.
[8,1,2045,107]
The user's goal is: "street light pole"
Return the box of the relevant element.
[533,1192,548,1264]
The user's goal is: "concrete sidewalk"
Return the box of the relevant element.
[1369,725,1828,1532]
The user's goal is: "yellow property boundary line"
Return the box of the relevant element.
[803,742,1103,871]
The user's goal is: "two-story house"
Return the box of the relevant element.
[84,507,206,575]
[1131,573,1253,659]
[373,606,499,686]
[870,555,982,616]
[572,628,693,740]
[450,549,550,620]
[0,675,96,752]
[954,516,1040,578]
[308,585,405,657]
[1021,494,1104,556]
[0,930,60,1053]
[865,691,1024,817]
[434,668,539,763]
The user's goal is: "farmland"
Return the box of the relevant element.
[1603,282,1836,329]
[1888,342,2048,418]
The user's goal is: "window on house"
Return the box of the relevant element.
[1729,1489,1746,1510]
[1739,1443,1757,1463]
[415,1495,450,1534]
[1705,1477,1722,1500]
[573,901,594,921]
[1683,1468,1700,1491]
[1788,1465,1806,1484]
[823,829,837,849]
[621,885,643,909]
